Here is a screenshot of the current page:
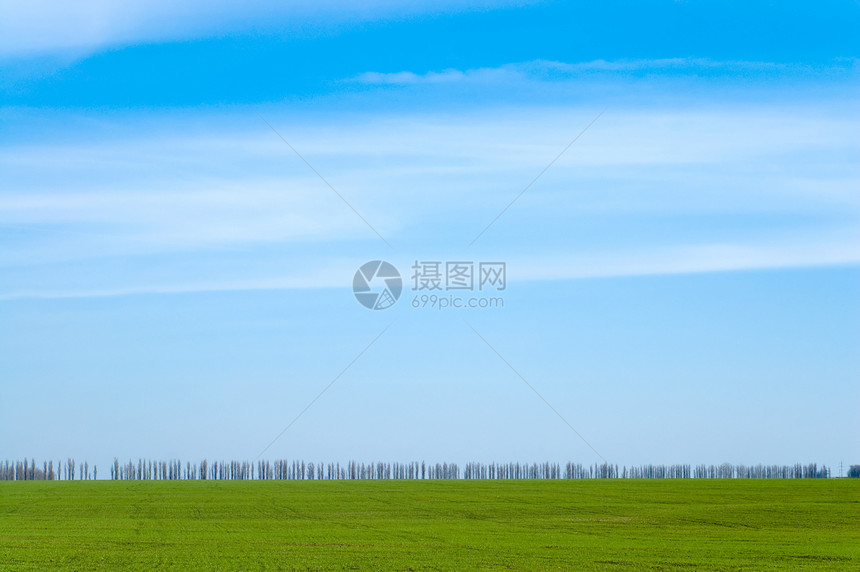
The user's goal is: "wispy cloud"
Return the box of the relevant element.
[515,232,860,283]
[353,68,506,85]
[0,182,370,248]
[0,0,531,58]
[351,58,860,86]
[3,231,857,301]
[0,272,344,302]
[1,102,856,298]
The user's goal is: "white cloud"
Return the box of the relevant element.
[0,0,534,58]
[350,58,859,86]
[514,232,860,283]
[0,271,345,301]
[0,103,856,298]
[0,181,365,242]
[2,232,857,301]
[353,67,510,85]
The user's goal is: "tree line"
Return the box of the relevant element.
[1,459,842,481]
[0,459,96,481]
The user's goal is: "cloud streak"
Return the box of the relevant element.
[2,231,856,301]
[0,0,532,58]
[351,58,860,86]
[1,102,856,298]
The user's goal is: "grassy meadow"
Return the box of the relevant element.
[1,479,858,570]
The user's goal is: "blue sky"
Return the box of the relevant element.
[1,0,858,474]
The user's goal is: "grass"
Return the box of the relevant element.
[1,479,858,570]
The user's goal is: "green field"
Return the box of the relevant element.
[1,479,858,570]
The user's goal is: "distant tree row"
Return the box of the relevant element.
[0,459,96,481]
[1,459,839,481]
[693,463,829,479]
